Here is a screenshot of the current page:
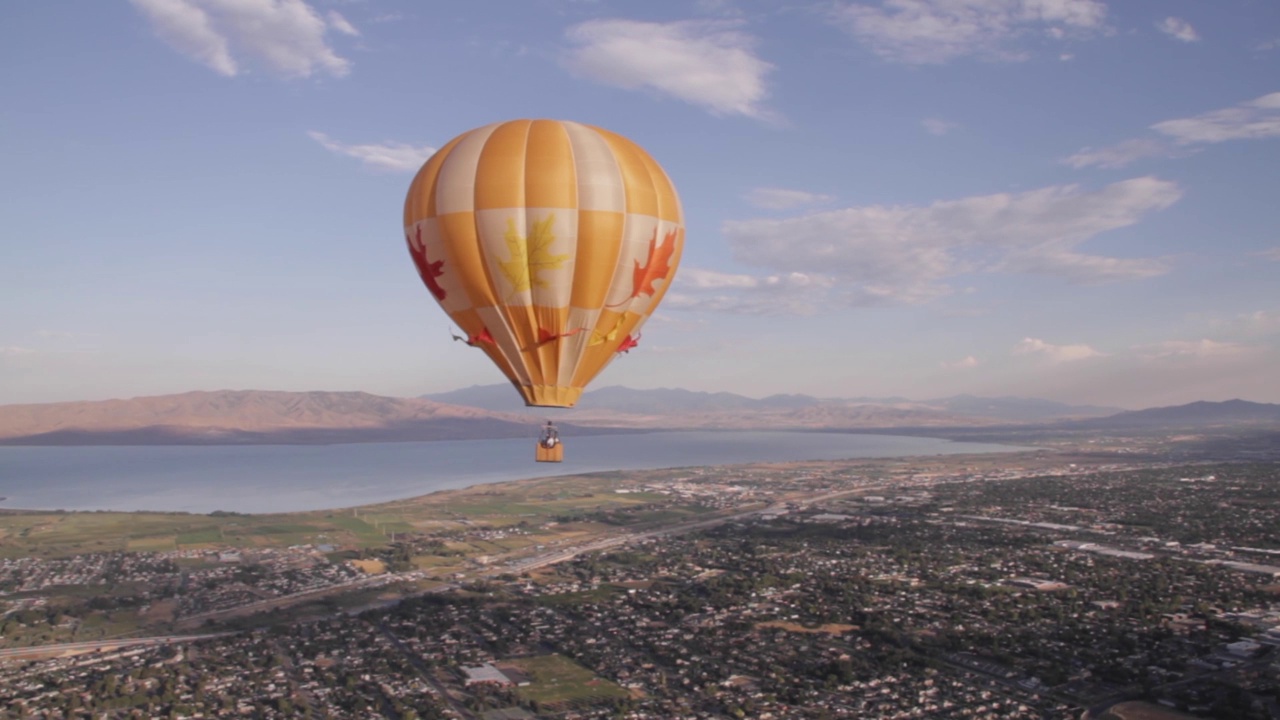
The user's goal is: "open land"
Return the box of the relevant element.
[2,431,1279,719]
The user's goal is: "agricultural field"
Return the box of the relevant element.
[506,653,629,708]
[0,468,680,559]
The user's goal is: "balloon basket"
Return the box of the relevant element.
[535,443,564,463]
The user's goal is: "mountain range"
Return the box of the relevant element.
[424,384,1124,425]
[0,390,557,445]
[0,387,1276,446]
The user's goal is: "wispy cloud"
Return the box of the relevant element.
[1014,337,1104,363]
[1157,17,1199,43]
[1239,311,1280,335]
[827,0,1108,65]
[1258,247,1280,261]
[1065,91,1280,168]
[0,346,36,358]
[561,19,774,119]
[666,268,833,315]
[1135,339,1252,361]
[308,132,436,172]
[715,176,1178,311]
[745,187,832,210]
[1153,92,1280,144]
[130,0,353,78]
[1209,310,1280,339]
[1062,138,1172,169]
[921,118,956,136]
[326,10,359,37]
[941,355,979,369]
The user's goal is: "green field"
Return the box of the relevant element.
[0,468,712,559]
[506,654,628,707]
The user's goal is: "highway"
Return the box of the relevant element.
[0,633,233,662]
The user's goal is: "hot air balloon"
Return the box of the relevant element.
[403,119,684,424]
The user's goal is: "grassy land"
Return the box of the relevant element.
[1099,701,1201,720]
[0,469,698,559]
[506,653,628,707]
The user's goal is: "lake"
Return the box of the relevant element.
[0,431,1031,514]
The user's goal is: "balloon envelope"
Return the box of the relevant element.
[404,119,684,407]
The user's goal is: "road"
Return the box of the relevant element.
[497,484,888,575]
[0,633,234,662]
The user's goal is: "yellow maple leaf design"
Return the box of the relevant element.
[589,319,623,346]
[499,215,570,294]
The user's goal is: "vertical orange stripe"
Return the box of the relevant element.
[404,133,466,225]
[570,210,625,308]
[436,211,493,310]
[525,120,576,209]
[474,120,531,211]
[592,127,659,217]
[634,146,682,224]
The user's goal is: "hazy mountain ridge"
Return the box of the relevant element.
[1070,399,1280,429]
[0,390,557,445]
[423,384,1123,423]
[2,389,1275,446]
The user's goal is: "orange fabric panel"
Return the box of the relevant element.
[593,127,659,218]
[474,120,530,211]
[632,140,682,224]
[405,132,465,224]
[571,210,625,308]
[525,120,577,210]
[435,212,495,310]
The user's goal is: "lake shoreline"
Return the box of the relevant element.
[0,431,1035,515]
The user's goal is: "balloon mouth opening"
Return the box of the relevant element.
[519,385,582,408]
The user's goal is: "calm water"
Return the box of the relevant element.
[0,432,1029,514]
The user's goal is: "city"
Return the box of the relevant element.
[3,452,1278,718]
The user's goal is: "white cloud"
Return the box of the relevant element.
[1157,17,1199,43]
[720,176,1179,307]
[326,10,359,37]
[745,187,832,210]
[1136,339,1251,360]
[680,268,763,289]
[1062,138,1172,169]
[130,0,351,78]
[828,0,1108,65]
[1239,311,1280,335]
[308,132,436,172]
[1153,92,1280,145]
[941,355,979,369]
[997,246,1168,283]
[562,19,774,119]
[1014,337,1103,363]
[1207,310,1280,340]
[0,346,36,358]
[130,0,237,75]
[1258,247,1280,261]
[921,118,956,136]
[667,269,834,315]
[992,343,1279,407]
[1067,92,1280,167]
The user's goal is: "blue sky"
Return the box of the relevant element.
[3,0,1278,409]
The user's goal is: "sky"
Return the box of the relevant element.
[2,0,1279,409]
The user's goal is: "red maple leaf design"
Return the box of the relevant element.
[617,334,639,353]
[535,326,587,348]
[469,328,495,346]
[410,226,447,301]
[631,227,677,299]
